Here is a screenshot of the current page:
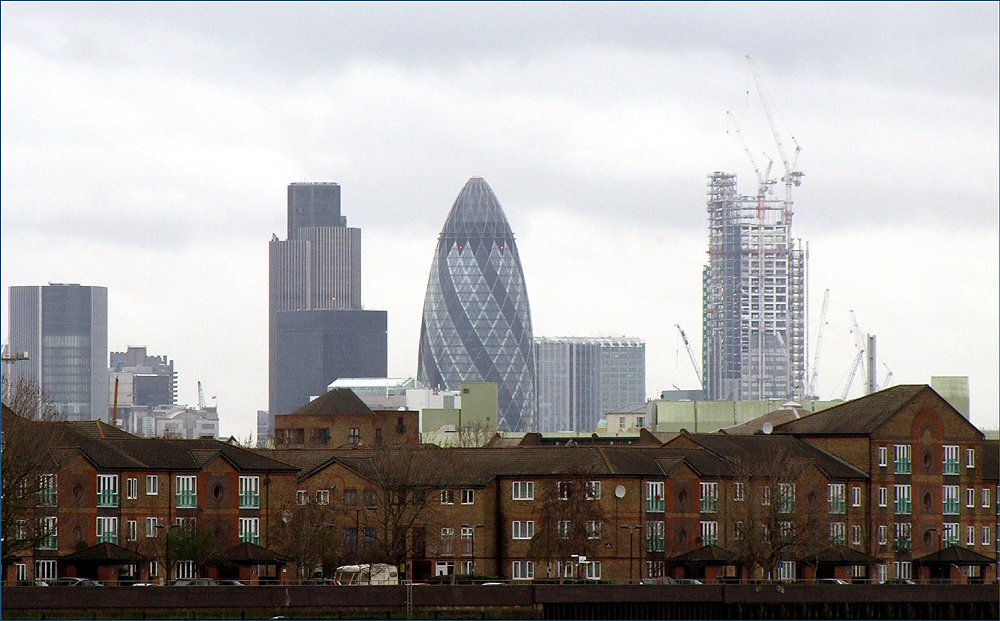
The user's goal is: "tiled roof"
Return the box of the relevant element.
[772,385,927,435]
[60,542,148,562]
[982,440,998,483]
[678,434,867,480]
[805,545,877,565]
[220,542,292,564]
[914,546,997,564]
[282,388,374,417]
[669,545,739,564]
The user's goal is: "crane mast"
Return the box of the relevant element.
[675,324,703,388]
[806,289,830,398]
[746,55,803,205]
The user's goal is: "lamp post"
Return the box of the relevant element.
[620,524,643,584]
[155,523,179,584]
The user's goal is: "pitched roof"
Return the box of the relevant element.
[669,545,739,564]
[679,433,867,480]
[283,388,374,417]
[804,545,877,565]
[772,385,928,435]
[220,542,292,564]
[60,542,148,563]
[982,440,998,483]
[914,546,997,564]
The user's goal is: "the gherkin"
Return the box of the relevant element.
[418,177,536,431]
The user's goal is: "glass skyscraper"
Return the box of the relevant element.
[417,177,536,432]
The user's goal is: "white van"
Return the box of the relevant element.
[333,563,399,585]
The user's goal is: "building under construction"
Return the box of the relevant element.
[702,172,806,401]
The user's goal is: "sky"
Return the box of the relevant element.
[2,2,997,439]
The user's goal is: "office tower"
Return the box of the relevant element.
[534,337,646,433]
[7,284,108,421]
[269,182,387,417]
[702,172,806,401]
[109,346,177,407]
[417,177,535,432]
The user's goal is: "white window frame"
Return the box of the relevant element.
[879,487,887,507]
[316,489,330,505]
[35,560,57,581]
[38,516,58,550]
[762,485,771,506]
[126,519,137,542]
[852,524,861,545]
[297,490,308,505]
[828,483,846,513]
[943,522,960,546]
[435,561,454,576]
[894,561,911,580]
[966,525,976,546]
[146,517,159,538]
[37,474,58,507]
[440,489,455,505]
[878,525,887,545]
[894,444,911,473]
[852,486,862,508]
[967,448,975,468]
[943,445,960,474]
[830,521,846,545]
[239,475,260,508]
[557,481,571,500]
[983,488,991,508]
[646,481,665,511]
[97,516,118,544]
[176,560,196,579]
[146,475,158,495]
[97,474,119,506]
[983,526,991,546]
[700,520,718,545]
[126,477,138,500]
[15,563,26,583]
[176,475,197,508]
[512,520,534,540]
[877,564,887,583]
[239,517,260,543]
[512,481,534,501]
[587,520,602,540]
[585,481,601,500]
[700,482,719,513]
[894,484,911,515]
[734,482,745,502]
[967,488,976,508]
[512,560,534,580]
[460,560,474,575]
[943,485,960,514]
[557,520,571,539]
[878,446,887,467]
[461,489,475,505]
[586,560,601,580]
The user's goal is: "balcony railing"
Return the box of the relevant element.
[96,491,119,508]
[943,500,961,515]
[239,533,260,545]
[831,535,846,546]
[239,492,261,509]
[700,497,718,513]
[703,534,719,546]
[38,535,58,550]
[646,536,665,552]
[176,491,197,508]
[829,498,847,514]
[943,534,959,548]
[894,537,912,551]
[894,459,911,475]
[646,497,665,513]
[894,499,912,515]
[96,532,118,545]
[777,498,796,514]
[943,461,960,475]
[38,491,58,508]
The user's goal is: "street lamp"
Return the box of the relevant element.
[620,524,644,584]
[155,523,179,584]
[463,524,485,580]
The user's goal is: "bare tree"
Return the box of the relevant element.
[727,450,827,580]
[1,377,64,560]
[528,474,608,581]
[269,502,343,580]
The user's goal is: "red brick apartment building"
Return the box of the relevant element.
[3,385,997,585]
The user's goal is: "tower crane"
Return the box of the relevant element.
[839,311,867,400]
[197,381,207,409]
[746,55,803,193]
[675,324,703,388]
[727,111,775,198]
[806,289,830,398]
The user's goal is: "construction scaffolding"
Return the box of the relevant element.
[702,172,806,401]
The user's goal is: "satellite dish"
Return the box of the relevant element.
[281,510,292,524]
[615,485,626,499]
[762,422,773,435]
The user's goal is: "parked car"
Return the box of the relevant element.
[48,577,103,587]
[882,578,918,585]
[640,577,703,585]
[816,578,852,585]
[131,582,160,587]
[216,579,247,586]
[170,578,219,586]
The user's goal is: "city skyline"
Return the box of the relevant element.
[1,3,996,437]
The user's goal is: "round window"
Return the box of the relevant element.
[678,529,687,544]
[923,530,932,545]
[923,492,932,508]
[678,490,687,505]
[213,484,224,500]
[808,491,817,506]
[72,482,83,500]
[923,452,932,470]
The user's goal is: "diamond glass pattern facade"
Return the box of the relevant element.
[418,177,535,432]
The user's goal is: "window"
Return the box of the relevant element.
[983,526,991,546]
[176,475,197,508]
[512,521,534,540]
[176,561,196,580]
[943,523,959,547]
[557,560,575,579]
[828,484,846,514]
[878,446,887,467]
[943,485,960,515]
[461,527,474,556]
[983,488,991,508]
[776,561,796,582]
[512,560,534,580]
[35,560,57,581]
[894,485,911,515]
[126,477,138,500]
[344,528,358,553]
[15,563,26,583]
[879,487,887,508]
[363,489,378,508]
[557,520,571,539]
[779,521,794,540]
[646,521,665,551]
[126,520,137,542]
[149,561,158,578]
[297,490,308,505]
[586,561,601,580]
[348,428,360,444]
[97,474,119,507]
[38,516,57,550]
[440,527,455,555]
[316,489,330,505]
[557,481,572,500]
[344,489,357,506]
[239,476,260,508]
[585,481,601,500]
[636,416,645,428]
[894,561,911,580]
[460,561,474,574]
[852,525,862,545]
[146,475,158,495]
[734,482,745,502]
[966,525,976,546]
[374,428,382,444]
[512,481,534,500]
[646,561,665,578]
[146,517,158,538]
[967,488,976,508]
[396,416,406,434]
[440,490,455,505]
[37,474,57,507]
[967,448,975,469]
[830,522,846,546]
[700,521,718,546]
[435,561,454,576]
[762,485,771,506]
[97,516,118,544]
[894,523,911,550]
[587,520,601,540]
[700,482,718,513]
[777,483,795,513]
[461,489,475,505]
[894,444,911,474]
[878,525,887,545]
[646,481,665,512]
[943,445,960,475]
[852,486,862,508]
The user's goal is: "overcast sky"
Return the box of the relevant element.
[2,2,997,438]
